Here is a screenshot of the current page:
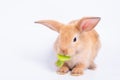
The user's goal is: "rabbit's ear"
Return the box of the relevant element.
[76,17,101,32]
[35,20,64,32]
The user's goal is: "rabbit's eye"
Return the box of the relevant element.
[73,37,77,42]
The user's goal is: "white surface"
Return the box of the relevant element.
[0,0,120,80]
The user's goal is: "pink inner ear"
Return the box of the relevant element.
[81,20,90,31]
[80,18,100,31]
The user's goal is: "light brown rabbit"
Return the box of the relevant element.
[35,17,101,76]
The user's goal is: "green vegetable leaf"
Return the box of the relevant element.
[56,60,64,67]
[57,54,71,61]
[56,54,71,67]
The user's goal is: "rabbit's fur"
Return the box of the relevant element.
[35,17,101,76]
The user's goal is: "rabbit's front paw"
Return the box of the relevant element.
[71,67,83,76]
[71,63,85,76]
[57,64,69,75]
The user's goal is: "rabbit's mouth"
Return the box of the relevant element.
[75,50,80,54]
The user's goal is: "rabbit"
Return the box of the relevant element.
[35,17,101,76]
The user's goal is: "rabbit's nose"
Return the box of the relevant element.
[61,49,68,55]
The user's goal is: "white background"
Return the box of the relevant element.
[0,0,120,80]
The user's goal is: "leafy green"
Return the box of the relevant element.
[55,60,64,67]
[56,54,71,67]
